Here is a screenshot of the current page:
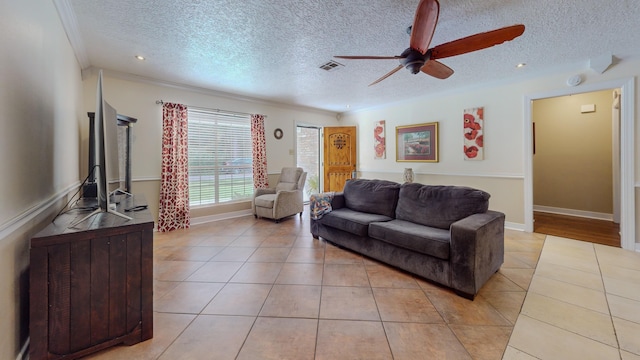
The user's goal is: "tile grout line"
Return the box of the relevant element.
[363,254,395,359]
[593,242,623,353]
[507,238,624,357]
[313,236,327,360]
[502,234,546,359]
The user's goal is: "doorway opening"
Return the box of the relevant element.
[524,77,635,251]
[296,125,321,202]
[531,89,620,247]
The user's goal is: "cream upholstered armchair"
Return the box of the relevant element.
[253,167,307,223]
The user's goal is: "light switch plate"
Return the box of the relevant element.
[581,104,596,113]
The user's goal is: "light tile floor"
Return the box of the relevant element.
[84,211,640,360]
[505,236,640,360]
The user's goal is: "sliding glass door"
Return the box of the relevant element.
[296,125,321,202]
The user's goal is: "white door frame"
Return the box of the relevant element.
[523,77,635,251]
[612,90,621,224]
[294,122,323,197]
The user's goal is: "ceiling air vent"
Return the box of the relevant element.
[319,60,344,71]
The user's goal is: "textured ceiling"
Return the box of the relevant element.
[62,0,640,113]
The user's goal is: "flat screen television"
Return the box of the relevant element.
[73,70,131,226]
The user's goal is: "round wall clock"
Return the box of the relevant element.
[274,128,283,139]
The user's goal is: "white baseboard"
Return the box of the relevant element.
[189,209,253,226]
[505,221,525,231]
[636,243,640,253]
[533,205,613,221]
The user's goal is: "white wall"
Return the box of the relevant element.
[80,70,340,221]
[0,0,83,358]
[341,58,639,240]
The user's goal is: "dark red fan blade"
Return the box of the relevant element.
[369,65,404,86]
[421,60,454,79]
[430,24,525,60]
[334,55,404,60]
[410,0,440,54]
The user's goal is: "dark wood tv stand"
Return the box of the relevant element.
[30,195,154,360]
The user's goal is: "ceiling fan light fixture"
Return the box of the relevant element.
[333,1,525,86]
[406,61,425,74]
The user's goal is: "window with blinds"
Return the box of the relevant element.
[187,108,253,206]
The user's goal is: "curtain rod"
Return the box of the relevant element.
[155,100,266,118]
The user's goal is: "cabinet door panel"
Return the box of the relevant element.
[70,241,91,352]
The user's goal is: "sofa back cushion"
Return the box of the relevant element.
[343,179,401,217]
[396,183,490,229]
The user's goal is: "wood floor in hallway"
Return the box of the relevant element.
[533,211,620,247]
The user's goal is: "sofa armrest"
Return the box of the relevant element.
[449,210,505,299]
[310,192,344,238]
[272,190,303,219]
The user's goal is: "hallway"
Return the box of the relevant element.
[533,211,620,247]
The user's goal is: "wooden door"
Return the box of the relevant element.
[323,126,356,192]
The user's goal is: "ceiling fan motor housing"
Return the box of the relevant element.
[400,48,428,74]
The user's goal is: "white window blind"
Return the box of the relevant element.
[187,108,253,206]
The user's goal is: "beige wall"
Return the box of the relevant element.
[80,70,340,222]
[532,90,614,215]
[0,0,84,358]
[358,171,524,226]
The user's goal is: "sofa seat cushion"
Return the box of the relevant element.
[369,219,450,260]
[319,208,393,237]
[254,194,276,208]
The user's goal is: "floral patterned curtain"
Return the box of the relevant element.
[158,102,190,232]
[250,114,269,189]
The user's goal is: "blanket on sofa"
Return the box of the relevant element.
[309,192,334,220]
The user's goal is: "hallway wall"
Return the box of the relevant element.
[532,89,615,218]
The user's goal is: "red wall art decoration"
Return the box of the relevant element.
[463,107,484,160]
[374,120,386,159]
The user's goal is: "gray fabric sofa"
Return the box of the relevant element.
[310,179,505,299]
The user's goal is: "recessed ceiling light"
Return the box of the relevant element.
[135,55,145,61]
[346,105,351,109]
[516,63,526,68]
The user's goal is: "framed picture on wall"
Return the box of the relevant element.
[396,122,439,162]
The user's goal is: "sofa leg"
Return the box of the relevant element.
[254,214,257,218]
[454,290,475,300]
[275,219,280,223]
[299,212,303,217]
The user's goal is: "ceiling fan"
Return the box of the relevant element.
[334,0,525,86]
